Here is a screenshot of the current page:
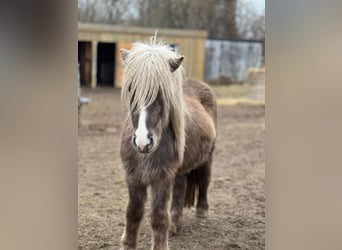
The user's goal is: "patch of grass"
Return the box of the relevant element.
[217,97,265,106]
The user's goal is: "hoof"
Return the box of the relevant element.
[196,208,208,218]
[169,223,180,237]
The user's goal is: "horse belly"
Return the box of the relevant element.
[179,111,216,174]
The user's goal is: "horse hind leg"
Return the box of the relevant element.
[195,154,212,218]
[170,174,187,236]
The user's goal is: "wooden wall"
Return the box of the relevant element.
[78,23,208,88]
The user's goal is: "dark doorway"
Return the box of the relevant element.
[97,42,116,86]
[78,41,92,86]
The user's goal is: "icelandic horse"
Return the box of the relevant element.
[119,39,217,250]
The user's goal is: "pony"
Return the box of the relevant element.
[119,39,217,250]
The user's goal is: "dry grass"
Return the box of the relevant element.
[211,83,250,99]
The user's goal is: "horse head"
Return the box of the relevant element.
[120,43,185,155]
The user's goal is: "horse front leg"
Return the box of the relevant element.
[150,180,172,250]
[170,174,187,236]
[121,180,147,250]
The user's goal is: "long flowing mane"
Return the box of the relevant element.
[121,40,186,163]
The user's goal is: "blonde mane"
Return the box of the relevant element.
[121,40,186,163]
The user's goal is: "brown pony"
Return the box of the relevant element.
[119,40,217,250]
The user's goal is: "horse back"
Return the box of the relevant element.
[179,79,217,174]
[183,78,217,127]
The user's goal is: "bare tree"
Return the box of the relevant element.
[78,0,139,25]
[78,0,240,38]
[78,0,97,23]
[135,0,238,38]
[250,12,265,40]
[236,1,265,40]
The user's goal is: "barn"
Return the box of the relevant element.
[78,23,208,88]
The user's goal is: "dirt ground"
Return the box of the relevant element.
[78,86,265,250]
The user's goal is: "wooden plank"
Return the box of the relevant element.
[78,23,207,39]
[196,38,206,80]
[91,40,98,88]
[84,42,92,85]
[115,42,132,88]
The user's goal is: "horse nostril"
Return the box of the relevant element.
[132,135,137,147]
[147,137,154,150]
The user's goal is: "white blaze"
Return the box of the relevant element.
[135,107,150,147]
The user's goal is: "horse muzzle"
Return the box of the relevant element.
[132,135,154,153]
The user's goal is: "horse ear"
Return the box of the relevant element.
[120,49,130,62]
[169,55,184,72]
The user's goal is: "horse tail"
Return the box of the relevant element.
[184,169,198,208]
